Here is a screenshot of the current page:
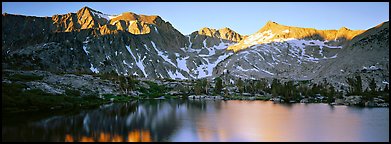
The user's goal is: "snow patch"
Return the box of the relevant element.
[123,60,132,68]
[168,70,188,80]
[203,38,207,48]
[194,52,233,78]
[154,26,159,34]
[126,45,148,77]
[260,69,274,75]
[230,79,235,84]
[108,14,121,19]
[143,44,150,51]
[369,65,378,70]
[329,54,338,59]
[90,63,99,73]
[187,35,193,49]
[176,56,190,73]
[91,11,110,21]
[151,41,176,67]
[82,41,90,56]
[237,66,257,72]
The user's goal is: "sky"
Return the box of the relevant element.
[2,2,389,35]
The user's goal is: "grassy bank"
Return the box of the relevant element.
[2,83,136,114]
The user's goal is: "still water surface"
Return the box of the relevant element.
[2,100,389,142]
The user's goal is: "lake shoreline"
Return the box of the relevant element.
[3,70,389,114]
[3,94,389,115]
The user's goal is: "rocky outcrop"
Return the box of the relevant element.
[2,70,121,96]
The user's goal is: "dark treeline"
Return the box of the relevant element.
[95,71,390,103]
[346,75,389,102]
[193,75,389,103]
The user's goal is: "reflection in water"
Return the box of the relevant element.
[2,100,389,142]
[64,130,151,142]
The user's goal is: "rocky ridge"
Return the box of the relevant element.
[2,7,389,93]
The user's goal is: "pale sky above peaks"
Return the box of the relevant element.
[2,2,389,35]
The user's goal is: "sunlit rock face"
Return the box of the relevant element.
[227,21,365,52]
[188,27,243,49]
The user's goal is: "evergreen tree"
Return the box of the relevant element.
[214,77,223,95]
[283,81,295,102]
[246,80,256,94]
[364,88,369,95]
[337,90,344,99]
[194,79,204,95]
[310,84,320,97]
[224,88,229,97]
[384,84,389,93]
[271,78,280,97]
[118,75,128,94]
[383,84,389,102]
[346,75,363,95]
[356,75,363,94]
[126,75,137,91]
[236,78,244,94]
[298,84,309,98]
[327,85,335,104]
[369,78,377,94]
[256,79,268,94]
[367,78,377,101]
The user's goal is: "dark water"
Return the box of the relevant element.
[2,100,389,142]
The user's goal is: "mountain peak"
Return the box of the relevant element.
[78,6,94,13]
[339,26,351,31]
[77,6,107,17]
[258,21,288,32]
[80,6,92,10]
[266,20,279,26]
[200,27,216,31]
[77,6,96,17]
[219,27,233,32]
[199,27,215,31]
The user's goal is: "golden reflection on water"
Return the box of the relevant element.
[98,133,110,142]
[80,136,95,142]
[64,129,152,142]
[65,134,74,142]
[127,130,152,142]
[194,101,361,142]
